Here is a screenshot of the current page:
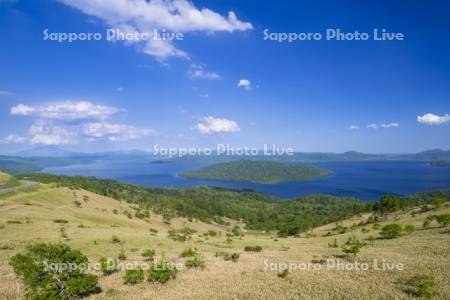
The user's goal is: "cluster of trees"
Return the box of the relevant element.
[369,192,450,215]
[180,160,332,184]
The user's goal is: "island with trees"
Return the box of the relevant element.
[179,160,332,184]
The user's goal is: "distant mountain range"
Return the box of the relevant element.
[15,146,152,157]
[0,146,449,175]
[10,146,450,161]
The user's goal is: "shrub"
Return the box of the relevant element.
[331,224,348,234]
[328,238,338,248]
[180,248,197,257]
[380,223,403,239]
[278,269,289,279]
[435,213,450,227]
[207,230,217,237]
[111,235,121,243]
[7,220,22,224]
[231,225,243,236]
[244,246,262,252]
[147,259,177,284]
[53,219,68,224]
[112,209,118,214]
[73,200,82,208]
[123,268,144,285]
[168,227,196,242]
[223,252,240,262]
[404,224,416,234]
[185,256,205,269]
[10,243,98,299]
[423,219,431,229]
[372,223,381,230]
[99,257,118,275]
[361,228,370,233]
[142,249,156,261]
[405,275,434,299]
[149,228,158,235]
[341,237,365,259]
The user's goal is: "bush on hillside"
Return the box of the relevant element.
[123,268,144,285]
[147,259,178,284]
[10,243,98,299]
[244,246,262,252]
[380,223,403,239]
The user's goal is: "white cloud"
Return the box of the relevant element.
[188,64,220,80]
[8,100,152,145]
[28,120,78,145]
[0,134,26,144]
[10,101,120,120]
[82,122,154,142]
[58,0,253,60]
[349,125,359,130]
[200,94,209,98]
[0,90,13,96]
[116,87,124,92]
[195,116,240,134]
[380,122,399,128]
[237,79,251,90]
[25,120,154,145]
[417,113,450,125]
[366,122,399,129]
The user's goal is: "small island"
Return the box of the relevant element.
[430,160,450,166]
[180,160,332,184]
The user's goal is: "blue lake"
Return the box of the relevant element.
[42,160,450,201]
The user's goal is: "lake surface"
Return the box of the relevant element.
[42,160,450,201]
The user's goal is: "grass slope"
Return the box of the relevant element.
[0,171,21,190]
[0,185,449,299]
[180,160,332,184]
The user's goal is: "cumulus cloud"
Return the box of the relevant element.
[367,124,378,129]
[25,121,154,145]
[8,100,153,145]
[11,101,120,120]
[195,116,240,134]
[237,79,251,90]
[349,125,359,130]
[380,122,399,128]
[58,0,253,60]
[417,113,450,125]
[29,120,78,145]
[0,134,27,144]
[188,64,220,80]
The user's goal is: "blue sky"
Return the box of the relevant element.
[0,0,449,154]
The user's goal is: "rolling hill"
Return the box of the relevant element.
[0,173,449,299]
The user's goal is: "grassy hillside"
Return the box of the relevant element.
[180,160,332,184]
[18,173,367,233]
[0,171,21,190]
[0,184,449,299]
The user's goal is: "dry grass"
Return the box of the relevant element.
[0,184,449,299]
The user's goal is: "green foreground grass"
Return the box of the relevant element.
[0,182,449,299]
